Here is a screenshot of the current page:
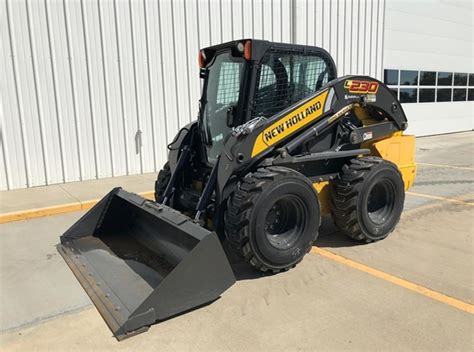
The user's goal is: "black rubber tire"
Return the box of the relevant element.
[225,166,321,273]
[330,156,405,242]
[154,162,171,203]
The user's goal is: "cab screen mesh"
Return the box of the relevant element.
[216,62,243,105]
[253,51,335,118]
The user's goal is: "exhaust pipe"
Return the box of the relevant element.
[57,188,236,340]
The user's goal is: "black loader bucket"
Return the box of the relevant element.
[57,188,236,340]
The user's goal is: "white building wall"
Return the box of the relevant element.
[0,0,384,190]
[383,0,474,136]
[292,0,385,79]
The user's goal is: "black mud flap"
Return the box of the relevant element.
[57,188,236,340]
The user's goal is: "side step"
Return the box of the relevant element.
[57,188,236,340]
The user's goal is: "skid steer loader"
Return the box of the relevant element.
[58,40,416,340]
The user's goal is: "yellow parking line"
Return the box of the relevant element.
[311,247,474,315]
[0,191,155,224]
[417,162,474,171]
[406,191,474,206]
[0,203,83,224]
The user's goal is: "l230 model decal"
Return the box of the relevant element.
[344,79,379,94]
[251,90,329,157]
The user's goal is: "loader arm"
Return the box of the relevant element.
[215,76,408,200]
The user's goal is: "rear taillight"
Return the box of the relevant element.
[198,50,206,68]
[244,40,252,60]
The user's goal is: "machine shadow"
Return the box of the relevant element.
[221,242,271,281]
[314,216,366,248]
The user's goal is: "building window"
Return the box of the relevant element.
[437,72,453,86]
[437,88,452,102]
[384,69,399,85]
[385,68,474,104]
[469,74,474,86]
[419,88,435,103]
[420,71,436,86]
[468,89,474,101]
[400,88,417,103]
[453,89,467,101]
[400,70,418,85]
[454,73,468,86]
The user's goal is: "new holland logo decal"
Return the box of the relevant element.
[251,90,329,157]
[344,80,379,94]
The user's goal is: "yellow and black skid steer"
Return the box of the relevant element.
[58,39,416,340]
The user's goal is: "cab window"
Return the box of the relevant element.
[254,51,335,118]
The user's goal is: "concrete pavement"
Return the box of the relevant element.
[0,132,473,351]
[1,252,472,351]
[0,211,89,332]
[0,173,156,214]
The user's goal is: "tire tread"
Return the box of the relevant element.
[330,157,402,242]
[154,162,171,202]
[225,167,318,273]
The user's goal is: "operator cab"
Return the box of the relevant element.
[198,40,337,163]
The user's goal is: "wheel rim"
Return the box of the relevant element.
[367,179,396,225]
[264,195,306,250]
